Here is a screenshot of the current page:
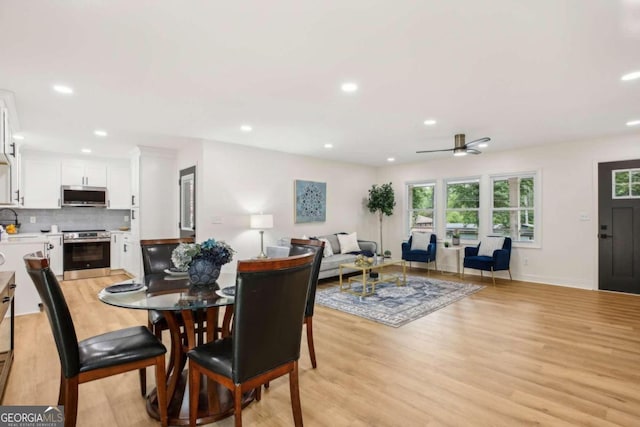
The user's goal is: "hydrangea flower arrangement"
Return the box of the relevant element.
[171,238,235,271]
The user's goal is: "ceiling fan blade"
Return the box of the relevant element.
[466,148,482,155]
[416,148,454,154]
[465,137,491,147]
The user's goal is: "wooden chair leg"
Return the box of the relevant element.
[234,385,243,427]
[62,376,79,427]
[255,385,262,401]
[58,371,65,405]
[305,316,317,369]
[155,355,168,427]
[264,382,270,389]
[491,268,496,286]
[189,361,201,427]
[139,368,147,396]
[289,361,303,427]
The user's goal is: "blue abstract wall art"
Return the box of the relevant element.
[295,180,326,223]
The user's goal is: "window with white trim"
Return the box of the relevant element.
[407,182,435,235]
[612,168,640,199]
[490,173,536,242]
[445,178,480,240]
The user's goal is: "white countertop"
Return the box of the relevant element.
[0,233,49,245]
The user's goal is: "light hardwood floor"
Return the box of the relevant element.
[4,269,640,426]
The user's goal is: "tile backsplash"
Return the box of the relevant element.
[1,207,130,233]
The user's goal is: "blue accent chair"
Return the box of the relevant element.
[463,237,513,285]
[401,233,437,271]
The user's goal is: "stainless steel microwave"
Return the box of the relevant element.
[61,185,108,207]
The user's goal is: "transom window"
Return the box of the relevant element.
[445,179,480,240]
[612,168,640,199]
[407,182,435,234]
[491,173,536,242]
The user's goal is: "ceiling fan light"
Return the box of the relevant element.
[453,148,467,156]
[477,142,488,148]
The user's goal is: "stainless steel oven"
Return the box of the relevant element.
[63,230,111,280]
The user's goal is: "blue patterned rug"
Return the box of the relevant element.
[316,276,484,327]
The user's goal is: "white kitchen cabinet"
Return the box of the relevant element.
[134,147,178,239]
[0,92,21,206]
[121,233,132,274]
[46,233,63,277]
[110,231,123,269]
[0,238,46,315]
[61,160,107,187]
[121,233,141,277]
[107,164,131,209]
[130,150,140,207]
[20,157,62,208]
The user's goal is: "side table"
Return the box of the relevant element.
[440,246,462,278]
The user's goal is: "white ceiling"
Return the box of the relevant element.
[1,1,639,165]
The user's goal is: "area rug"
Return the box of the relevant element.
[316,276,484,327]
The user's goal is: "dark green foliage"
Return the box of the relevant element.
[367,183,396,217]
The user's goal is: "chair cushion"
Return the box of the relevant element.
[78,326,166,373]
[478,237,505,256]
[410,232,431,251]
[337,232,360,254]
[187,337,233,379]
[464,255,494,270]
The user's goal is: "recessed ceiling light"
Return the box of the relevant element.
[53,84,73,94]
[621,71,640,81]
[423,119,437,126]
[81,148,92,154]
[387,157,395,162]
[240,125,252,132]
[324,143,333,149]
[627,119,640,126]
[341,82,358,93]
[13,134,24,140]
[94,129,108,137]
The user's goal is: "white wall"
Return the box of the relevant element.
[194,140,378,274]
[376,133,640,290]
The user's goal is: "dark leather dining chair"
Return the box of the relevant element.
[187,253,315,427]
[139,237,194,395]
[288,238,324,369]
[23,252,168,427]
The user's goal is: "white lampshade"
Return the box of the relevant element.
[250,214,274,229]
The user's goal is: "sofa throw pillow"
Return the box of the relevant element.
[318,234,341,255]
[318,238,334,257]
[478,237,505,257]
[410,232,431,251]
[337,232,361,254]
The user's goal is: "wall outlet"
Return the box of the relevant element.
[124,215,129,222]
[29,216,36,224]
[211,216,223,224]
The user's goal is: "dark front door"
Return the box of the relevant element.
[598,159,640,293]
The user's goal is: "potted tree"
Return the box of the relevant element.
[367,182,396,257]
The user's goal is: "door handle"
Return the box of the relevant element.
[599,234,614,239]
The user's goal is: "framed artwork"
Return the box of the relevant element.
[295,180,326,223]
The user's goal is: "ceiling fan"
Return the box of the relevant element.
[417,134,491,156]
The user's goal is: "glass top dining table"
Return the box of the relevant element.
[97,271,251,426]
[98,272,236,311]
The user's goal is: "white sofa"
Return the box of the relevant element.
[267,234,378,280]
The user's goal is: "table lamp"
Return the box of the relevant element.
[250,214,274,258]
